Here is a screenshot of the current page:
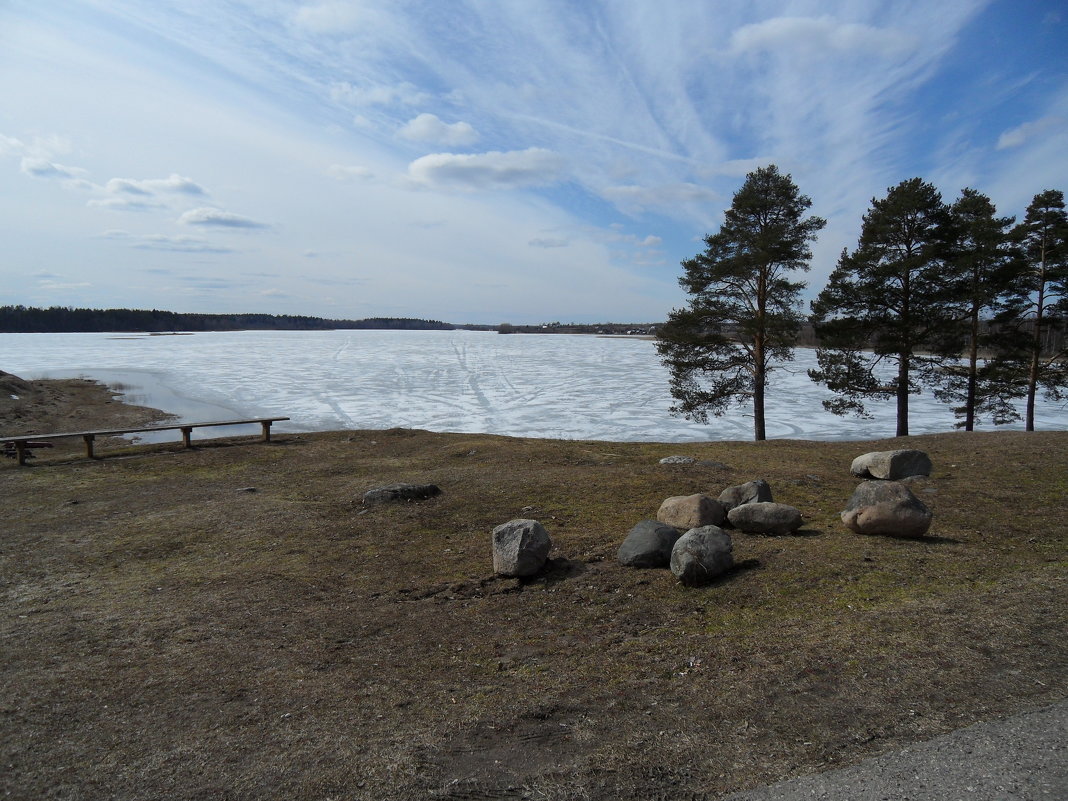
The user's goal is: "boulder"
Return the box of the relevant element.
[362,483,441,504]
[492,519,552,577]
[670,526,734,587]
[717,479,773,512]
[841,481,933,538]
[727,502,803,535]
[850,450,932,480]
[657,494,726,529]
[659,455,696,464]
[617,520,683,568]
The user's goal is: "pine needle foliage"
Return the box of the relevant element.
[656,165,825,441]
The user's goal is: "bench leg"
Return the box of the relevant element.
[260,421,273,442]
[83,434,96,459]
[181,427,193,448]
[15,442,28,466]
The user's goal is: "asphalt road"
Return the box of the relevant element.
[719,700,1066,801]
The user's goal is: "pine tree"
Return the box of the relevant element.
[656,165,825,441]
[1003,189,1068,430]
[810,178,960,437]
[931,188,1018,430]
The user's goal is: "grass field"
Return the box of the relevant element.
[2,381,1065,800]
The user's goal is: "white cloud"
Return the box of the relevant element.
[88,197,165,211]
[291,1,368,34]
[20,157,87,180]
[399,113,479,146]
[178,207,269,229]
[330,81,429,107]
[997,116,1064,150]
[529,237,569,248]
[327,163,374,181]
[600,183,718,215]
[408,148,566,190]
[101,230,233,253]
[730,16,914,57]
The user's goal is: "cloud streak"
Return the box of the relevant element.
[178,207,269,229]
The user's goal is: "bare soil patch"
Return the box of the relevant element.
[2,377,1065,800]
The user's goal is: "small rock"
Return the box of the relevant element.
[618,520,683,568]
[659,455,696,464]
[670,526,734,587]
[850,450,932,480]
[362,483,442,504]
[237,487,257,493]
[718,479,773,512]
[841,481,933,538]
[727,502,803,535]
[492,519,552,577]
[657,494,726,529]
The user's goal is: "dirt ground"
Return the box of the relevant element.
[1,376,1065,800]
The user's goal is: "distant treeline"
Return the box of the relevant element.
[0,306,455,333]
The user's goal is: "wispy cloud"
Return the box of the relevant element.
[997,116,1065,150]
[399,113,479,146]
[101,230,234,253]
[106,174,207,196]
[408,148,566,190]
[528,236,569,248]
[20,157,86,180]
[326,163,373,181]
[178,207,269,229]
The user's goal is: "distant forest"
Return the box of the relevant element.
[0,306,456,333]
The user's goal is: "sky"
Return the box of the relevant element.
[1,1,1066,326]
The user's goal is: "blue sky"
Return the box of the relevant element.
[1,1,1065,325]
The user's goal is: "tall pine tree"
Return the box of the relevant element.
[656,165,825,441]
[932,188,1018,430]
[1002,189,1068,430]
[810,178,960,437]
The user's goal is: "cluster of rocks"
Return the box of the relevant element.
[842,449,933,538]
[615,478,804,586]
[363,447,935,587]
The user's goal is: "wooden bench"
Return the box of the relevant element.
[1,417,290,466]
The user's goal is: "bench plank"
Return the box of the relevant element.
[2,417,290,465]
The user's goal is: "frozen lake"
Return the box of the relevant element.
[2,330,1064,442]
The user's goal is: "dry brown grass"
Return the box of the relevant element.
[1,381,1065,800]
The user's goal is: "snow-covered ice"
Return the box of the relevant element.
[1,329,1064,441]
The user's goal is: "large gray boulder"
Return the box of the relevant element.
[362,482,441,504]
[657,494,726,529]
[617,520,683,568]
[492,519,552,577]
[670,526,734,587]
[841,481,933,538]
[717,479,773,512]
[727,502,803,535]
[850,449,932,480]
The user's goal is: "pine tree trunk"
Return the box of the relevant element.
[896,353,910,437]
[753,345,766,441]
[965,309,979,431]
[1027,257,1047,432]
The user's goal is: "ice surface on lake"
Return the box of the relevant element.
[2,330,1064,441]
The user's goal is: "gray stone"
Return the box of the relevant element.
[617,520,683,568]
[492,519,552,577]
[670,526,734,587]
[657,494,727,529]
[850,449,932,480]
[717,479,773,512]
[841,481,933,538]
[659,455,696,464]
[727,502,804,535]
[362,482,442,504]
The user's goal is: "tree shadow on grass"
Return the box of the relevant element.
[700,557,762,588]
[859,531,964,545]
